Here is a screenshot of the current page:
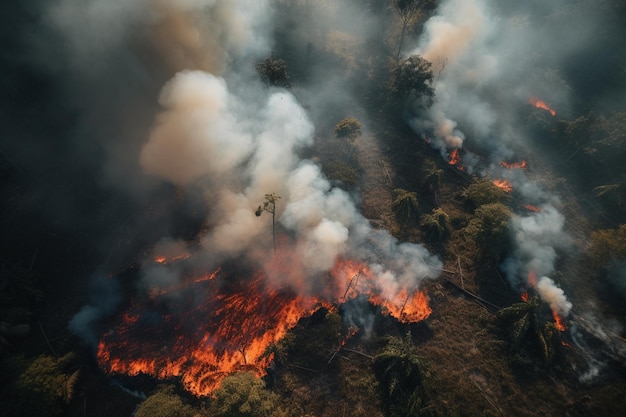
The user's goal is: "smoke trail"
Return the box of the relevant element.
[406,0,575,313]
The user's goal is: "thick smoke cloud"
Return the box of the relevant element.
[26,0,443,341]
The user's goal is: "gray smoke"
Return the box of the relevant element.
[405,0,576,314]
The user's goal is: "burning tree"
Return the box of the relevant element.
[496,297,562,367]
[256,193,281,254]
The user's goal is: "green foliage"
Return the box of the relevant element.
[463,203,512,261]
[373,333,431,417]
[559,113,626,207]
[15,353,79,416]
[590,224,626,267]
[419,208,449,241]
[496,297,561,366]
[135,385,197,417]
[387,55,435,113]
[323,160,360,189]
[420,161,443,195]
[334,117,362,143]
[463,178,510,207]
[256,57,291,88]
[392,188,420,226]
[211,372,282,417]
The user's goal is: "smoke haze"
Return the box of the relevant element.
[2,0,626,393]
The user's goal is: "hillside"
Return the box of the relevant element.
[1,1,626,416]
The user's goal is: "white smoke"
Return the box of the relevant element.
[138,65,441,297]
[407,0,576,316]
[537,276,572,317]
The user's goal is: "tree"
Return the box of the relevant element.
[392,1,435,60]
[334,117,362,143]
[463,178,510,208]
[463,203,512,261]
[590,224,626,267]
[497,297,561,366]
[211,372,282,417]
[15,354,80,417]
[373,333,431,417]
[420,161,443,195]
[323,160,360,190]
[135,385,196,417]
[392,188,419,226]
[256,57,291,89]
[256,193,281,254]
[593,182,626,212]
[334,117,362,160]
[387,55,435,114]
[419,208,448,241]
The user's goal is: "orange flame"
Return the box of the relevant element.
[500,160,527,169]
[552,310,567,332]
[97,258,432,396]
[448,148,464,171]
[520,292,529,302]
[493,179,513,192]
[525,204,541,212]
[153,254,190,264]
[529,96,556,116]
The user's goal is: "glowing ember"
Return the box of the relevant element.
[529,96,556,116]
[448,148,464,170]
[500,160,527,169]
[493,179,513,192]
[525,204,541,212]
[552,310,567,331]
[97,258,432,396]
[154,254,190,264]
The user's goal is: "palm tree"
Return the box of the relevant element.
[373,332,431,416]
[497,297,560,365]
[593,183,626,210]
[392,188,419,225]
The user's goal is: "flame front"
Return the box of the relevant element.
[529,96,556,116]
[500,160,527,169]
[493,179,513,192]
[97,258,432,396]
[448,148,464,170]
[551,310,567,332]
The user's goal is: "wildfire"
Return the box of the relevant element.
[154,254,190,264]
[500,160,527,169]
[520,292,529,302]
[493,179,513,192]
[97,258,432,396]
[529,96,556,116]
[448,148,464,170]
[552,310,567,332]
[525,204,541,212]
